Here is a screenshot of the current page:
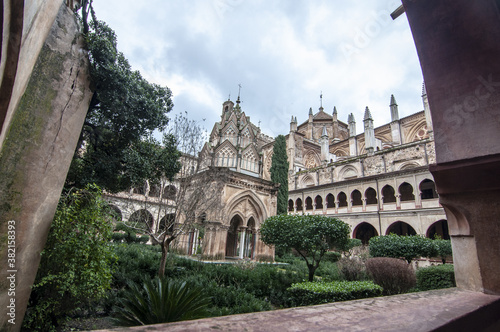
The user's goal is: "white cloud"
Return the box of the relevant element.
[91,0,423,138]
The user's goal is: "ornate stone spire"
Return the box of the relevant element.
[363,106,372,121]
[390,94,399,121]
[348,113,356,137]
[321,125,328,137]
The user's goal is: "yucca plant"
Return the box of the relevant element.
[113,277,211,326]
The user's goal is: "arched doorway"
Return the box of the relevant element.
[386,221,416,236]
[427,220,450,240]
[226,215,243,257]
[353,222,379,245]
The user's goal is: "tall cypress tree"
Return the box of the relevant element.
[270,135,289,214]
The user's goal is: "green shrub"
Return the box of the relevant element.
[113,277,211,326]
[323,251,342,262]
[112,243,161,287]
[416,264,455,291]
[365,257,416,295]
[287,281,382,306]
[113,222,149,243]
[337,257,368,281]
[23,185,116,330]
[369,234,438,263]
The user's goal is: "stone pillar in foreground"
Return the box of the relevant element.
[0,2,92,330]
[403,0,500,295]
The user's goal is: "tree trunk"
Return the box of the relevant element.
[158,237,174,278]
[307,264,317,282]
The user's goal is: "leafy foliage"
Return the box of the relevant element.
[23,185,116,330]
[434,238,453,264]
[365,257,416,295]
[66,15,179,192]
[416,264,456,291]
[270,135,289,214]
[287,281,382,306]
[369,234,438,263]
[260,215,350,281]
[113,277,211,326]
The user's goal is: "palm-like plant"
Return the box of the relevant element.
[113,277,211,326]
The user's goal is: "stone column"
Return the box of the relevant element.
[238,227,247,259]
[0,3,92,329]
[403,0,500,294]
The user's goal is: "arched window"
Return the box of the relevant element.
[296,198,303,211]
[399,182,415,201]
[386,221,416,236]
[315,195,323,209]
[365,187,377,205]
[420,179,438,199]
[351,190,362,206]
[326,193,335,208]
[338,192,348,207]
[305,197,313,210]
[382,185,396,203]
[288,199,294,212]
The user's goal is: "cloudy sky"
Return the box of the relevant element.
[91,0,424,139]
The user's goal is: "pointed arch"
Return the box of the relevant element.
[386,221,416,236]
[241,144,259,173]
[301,174,315,187]
[353,222,379,245]
[339,165,358,180]
[303,150,320,169]
[225,190,268,227]
[214,140,238,167]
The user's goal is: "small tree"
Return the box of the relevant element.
[369,234,438,264]
[122,113,226,277]
[260,215,350,281]
[270,135,289,214]
[434,238,453,264]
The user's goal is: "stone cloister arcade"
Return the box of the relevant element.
[288,168,447,244]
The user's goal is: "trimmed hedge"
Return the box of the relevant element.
[287,281,382,306]
[416,264,456,291]
[369,234,438,263]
